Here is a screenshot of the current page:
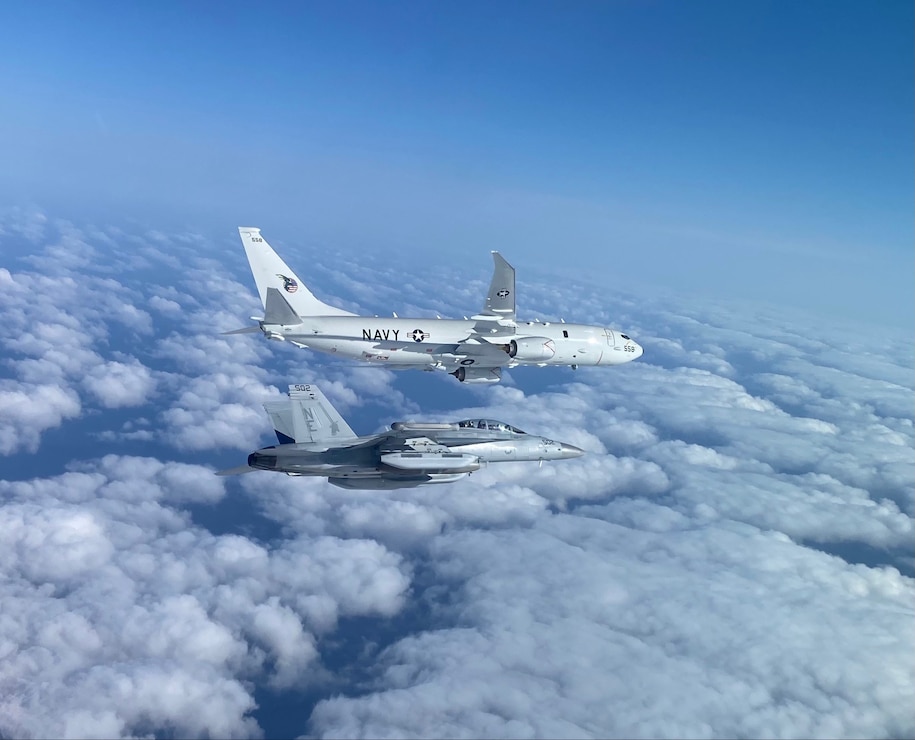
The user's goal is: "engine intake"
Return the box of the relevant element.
[509,337,555,362]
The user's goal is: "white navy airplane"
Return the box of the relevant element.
[228,227,643,384]
[219,383,584,489]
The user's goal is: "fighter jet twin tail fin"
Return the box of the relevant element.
[262,383,358,446]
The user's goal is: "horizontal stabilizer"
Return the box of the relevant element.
[264,287,303,326]
[215,465,256,476]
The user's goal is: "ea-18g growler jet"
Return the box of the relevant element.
[218,384,584,489]
[228,227,643,384]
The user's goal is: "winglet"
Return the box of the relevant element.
[472,251,516,336]
[481,252,516,318]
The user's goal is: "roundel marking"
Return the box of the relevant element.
[460,358,475,366]
[411,328,428,343]
[276,273,299,293]
[496,289,510,298]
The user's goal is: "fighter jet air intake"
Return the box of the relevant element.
[218,384,584,489]
[228,227,643,383]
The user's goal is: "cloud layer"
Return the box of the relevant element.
[0,211,911,738]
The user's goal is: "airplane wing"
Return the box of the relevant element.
[470,251,516,337]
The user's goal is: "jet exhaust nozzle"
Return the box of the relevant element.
[248,452,278,470]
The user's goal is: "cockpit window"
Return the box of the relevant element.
[620,334,630,340]
[456,419,526,434]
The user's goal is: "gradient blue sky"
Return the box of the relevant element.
[1,0,912,326]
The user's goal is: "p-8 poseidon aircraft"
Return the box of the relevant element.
[228,227,643,384]
[219,384,584,489]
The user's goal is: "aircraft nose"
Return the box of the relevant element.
[558,443,584,459]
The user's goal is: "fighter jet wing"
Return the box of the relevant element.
[470,251,516,337]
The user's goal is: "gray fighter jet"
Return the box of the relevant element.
[219,383,584,489]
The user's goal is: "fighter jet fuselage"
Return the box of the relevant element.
[220,384,583,489]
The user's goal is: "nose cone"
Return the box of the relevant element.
[631,341,643,360]
[558,443,585,459]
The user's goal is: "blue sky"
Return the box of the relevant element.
[0,6,913,737]
[1,1,911,327]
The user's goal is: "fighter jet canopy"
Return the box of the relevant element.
[456,419,526,434]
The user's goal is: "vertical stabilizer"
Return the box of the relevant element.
[238,227,355,318]
[263,400,296,444]
[263,383,358,445]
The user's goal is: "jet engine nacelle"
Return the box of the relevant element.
[509,337,555,361]
[451,366,502,384]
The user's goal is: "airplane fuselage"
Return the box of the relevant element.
[233,227,643,382]
[261,316,642,370]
